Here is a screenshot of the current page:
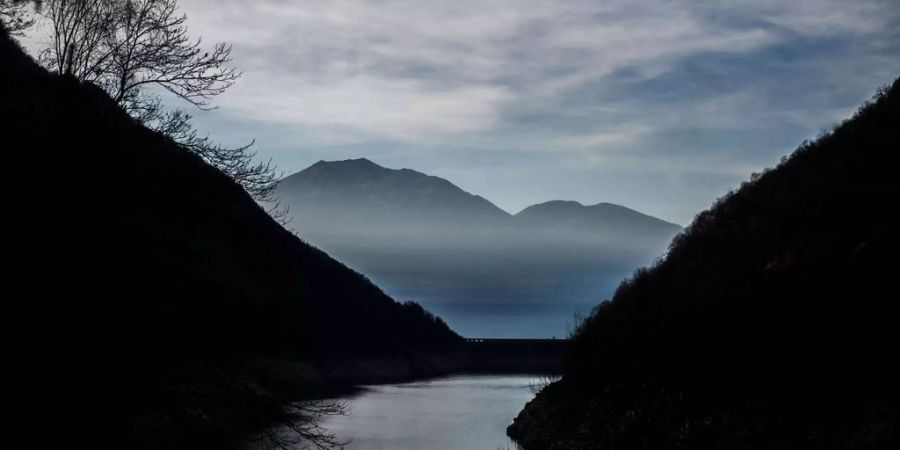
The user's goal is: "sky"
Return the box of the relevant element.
[25,0,900,224]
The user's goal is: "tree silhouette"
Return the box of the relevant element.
[252,400,350,450]
[4,10,469,448]
[41,0,237,108]
[37,0,283,211]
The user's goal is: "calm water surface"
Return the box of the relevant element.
[315,375,537,449]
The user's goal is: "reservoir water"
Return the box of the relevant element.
[312,375,537,449]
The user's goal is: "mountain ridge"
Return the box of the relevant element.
[516,199,679,227]
[279,158,678,238]
[274,158,683,337]
[279,158,513,231]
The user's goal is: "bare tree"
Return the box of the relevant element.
[528,374,561,395]
[39,0,238,108]
[38,0,285,215]
[250,400,350,450]
[0,0,34,35]
[149,102,289,217]
[40,0,111,78]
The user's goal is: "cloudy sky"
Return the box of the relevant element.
[59,0,900,223]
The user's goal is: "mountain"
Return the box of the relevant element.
[275,159,681,337]
[278,159,678,250]
[278,158,513,247]
[516,200,681,251]
[282,158,509,223]
[508,79,900,449]
[1,29,462,448]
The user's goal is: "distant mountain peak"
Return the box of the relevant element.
[515,199,681,250]
[518,200,679,228]
[315,157,377,166]
[276,158,680,254]
[293,158,438,180]
[302,157,385,174]
[518,200,584,213]
[276,158,514,236]
[281,158,395,189]
[327,157,379,167]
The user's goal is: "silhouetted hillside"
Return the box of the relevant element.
[276,159,680,337]
[508,78,900,449]
[1,28,461,448]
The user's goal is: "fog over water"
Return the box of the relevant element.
[325,243,637,338]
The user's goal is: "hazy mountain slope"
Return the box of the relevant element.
[278,159,678,249]
[508,79,900,449]
[516,200,682,251]
[1,29,460,448]
[275,159,681,337]
[278,158,512,244]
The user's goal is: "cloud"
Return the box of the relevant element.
[20,0,894,222]
[176,0,842,141]
[223,74,513,140]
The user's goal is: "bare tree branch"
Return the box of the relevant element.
[40,0,239,107]
[248,400,351,450]
[37,0,286,214]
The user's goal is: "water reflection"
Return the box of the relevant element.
[311,375,536,449]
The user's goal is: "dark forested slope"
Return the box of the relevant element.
[509,78,900,449]
[1,27,461,448]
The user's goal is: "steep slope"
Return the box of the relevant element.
[508,79,900,449]
[1,29,461,448]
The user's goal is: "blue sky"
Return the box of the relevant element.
[34,0,900,224]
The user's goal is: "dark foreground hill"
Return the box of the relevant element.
[0,28,462,448]
[509,78,900,449]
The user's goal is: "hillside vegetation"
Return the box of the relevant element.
[509,78,900,449]
[1,26,461,448]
